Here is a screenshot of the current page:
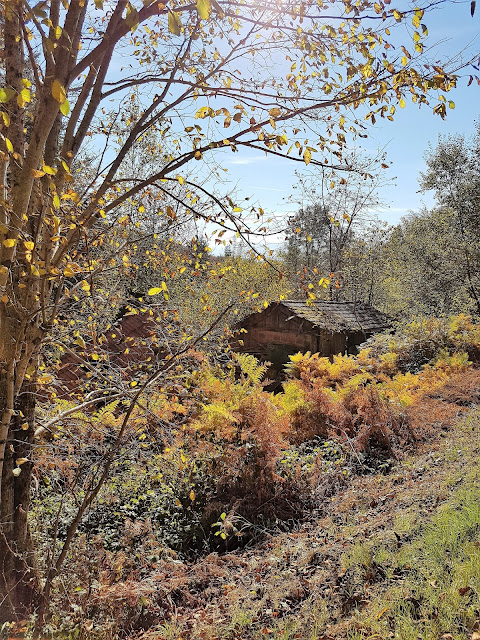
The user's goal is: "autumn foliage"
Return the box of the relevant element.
[24,316,480,636]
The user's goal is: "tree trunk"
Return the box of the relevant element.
[0,378,38,623]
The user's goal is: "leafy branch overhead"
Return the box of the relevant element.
[0,0,476,624]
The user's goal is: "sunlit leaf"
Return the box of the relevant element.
[60,99,70,116]
[0,87,15,103]
[197,0,211,20]
[51,79,67,104]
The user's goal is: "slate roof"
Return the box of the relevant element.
[278,300,390,333]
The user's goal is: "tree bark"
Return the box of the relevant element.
[0,377,38,623]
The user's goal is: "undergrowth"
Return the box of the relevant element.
[27,314,480,638]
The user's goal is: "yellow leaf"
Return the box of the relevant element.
[51,79,67,104]
[168,10,181,35]
[190,490,195,501]
[197,0,211,19]
[399,98,406,108]
[269,107,281,117]
[5,138,13,153]
[60,98,70,116]
[0,87,15,103]
[2,238,17,248]
[24,241,34,251]
[304,148,312,165]
[31,265,40,276]
[31,169,45,178]
[91,353,99,361]
[42,164,57,175]
[148,287,163,295]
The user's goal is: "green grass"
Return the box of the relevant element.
[342,411,480,640]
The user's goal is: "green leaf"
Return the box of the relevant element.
[197,0,211,19]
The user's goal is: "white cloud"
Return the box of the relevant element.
[228,155,268,166]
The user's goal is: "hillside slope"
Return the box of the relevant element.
[139,394,480,640]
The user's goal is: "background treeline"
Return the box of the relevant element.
[281,127,480,320]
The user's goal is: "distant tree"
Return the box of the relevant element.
[284,153,385,299]
[284,203,330,273]
[419,127,480,313]
[340,221,391,307]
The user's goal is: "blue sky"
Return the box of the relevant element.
[219,0,480,228]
